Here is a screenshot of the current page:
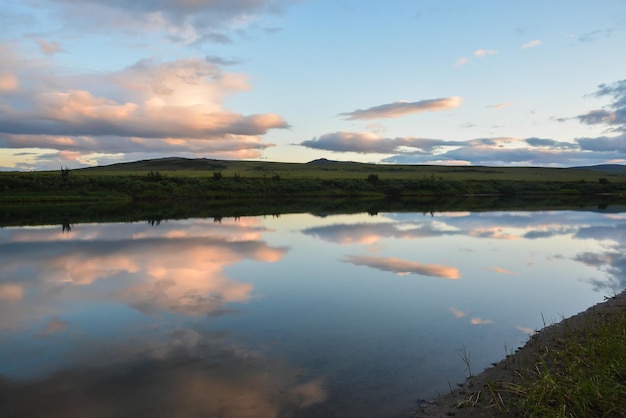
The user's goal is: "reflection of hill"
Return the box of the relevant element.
[2,197,626,227]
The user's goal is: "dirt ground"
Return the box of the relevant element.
[413,290,626,417]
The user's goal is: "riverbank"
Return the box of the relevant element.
[414,290,626,417]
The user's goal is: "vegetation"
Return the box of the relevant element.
[442,298,626,417]
[1,157,626,203]
[508,308,626,417]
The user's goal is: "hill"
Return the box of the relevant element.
[572,164,626,174]
[74,157,626,183]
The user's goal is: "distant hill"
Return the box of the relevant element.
[306,158,359,165]
[77,157,230,172]
[70,157,626,184]
[572,164,626,174]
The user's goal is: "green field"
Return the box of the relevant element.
[2,157,626,203]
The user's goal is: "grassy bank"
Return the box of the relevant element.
[416,291,626,417]
[506,306,626,417]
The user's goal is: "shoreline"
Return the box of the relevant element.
[414,289,626,417]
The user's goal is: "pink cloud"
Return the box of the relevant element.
[0,52,287,164]
[36,39,63,56]
[454,57,469,67]
[474,49,498,57]
[486,102,513,109]
[344,255,461,279]
[450,307,468,318]
[339,97,462,120]
[470,317,493,325]
[0,72,19,92]
[0,284,24,302]
[486,266,519,275]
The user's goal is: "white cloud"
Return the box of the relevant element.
[454,56,469,67]
[474,49,498,57]
[522,39,541,49]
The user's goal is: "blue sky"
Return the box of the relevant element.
[0,0,625,170]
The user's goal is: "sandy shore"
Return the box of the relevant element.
[413,290,626,417]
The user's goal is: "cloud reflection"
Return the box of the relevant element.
[303,222,459,245]
[0,328,326,418]
[40,318,69,335]
[0,283,23,302]
[575,245,626,293]
[486,267,519,275]
[0,220,287,325]
[344,255,460,279]
[470,317,494,325]
[449,307,468,318]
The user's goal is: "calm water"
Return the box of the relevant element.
[1,207,624,417]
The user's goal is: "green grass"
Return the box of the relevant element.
[506,309,626,417]
[457,305,626,418]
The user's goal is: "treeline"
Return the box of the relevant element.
[0,171,624,203]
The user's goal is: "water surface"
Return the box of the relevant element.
[0,207,624,417]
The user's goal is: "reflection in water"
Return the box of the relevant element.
[0,209,625,417]
[0,329,326,418]
[0,219,287,329]
[344,255,461,279]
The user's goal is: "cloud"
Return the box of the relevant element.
[0,51,288,165]
[301,131,466,154]
[525,137,578,149]
[40,318,69,335]
[46,0,295,45]
[474,49,497,57]
[486,267,519,275]
[521,39,541,49]
[36,39,62,56]
[574,246,626,293]
[579,28,613,43]
[302,130,613,166]
[486,102,512,109]
[450,307,468,318]
[338,97,461,120]
[343,255,460,279]
[576,80,626,130]
[454,57,469,67]
[470,317,493,325]
[0,328,327,417]
[0,220,287,318]
[205,55,243,66]
[0,72,19,92]
[516,325,535,335]
[0,283,24,302]
[303,222,459,245]
[577,134,626,152]
[570,80,626,159]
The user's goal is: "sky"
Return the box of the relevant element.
[0,0,625,170]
